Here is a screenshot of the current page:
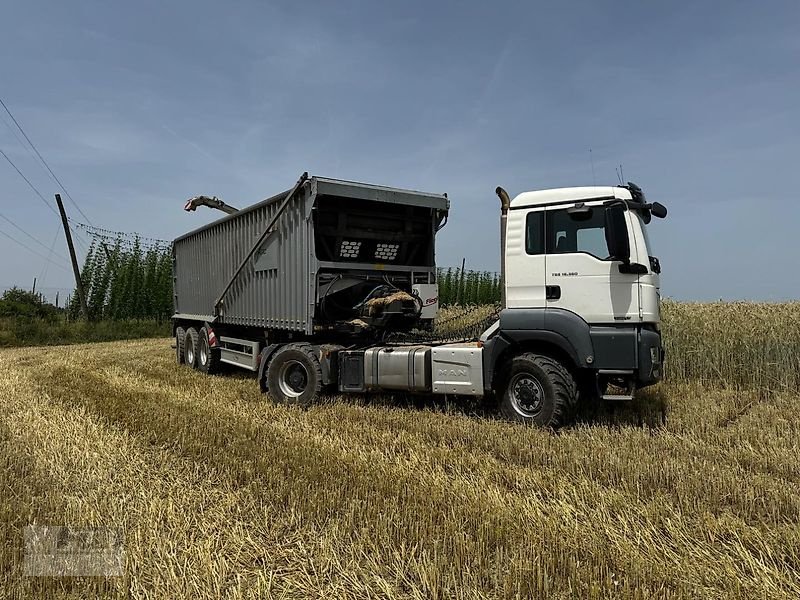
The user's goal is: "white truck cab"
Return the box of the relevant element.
[480,182,667,422]
[505,184,662,324]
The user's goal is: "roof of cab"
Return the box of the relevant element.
[510,186,632,209]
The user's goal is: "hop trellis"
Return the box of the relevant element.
[68,234,173,321]
[437,267,501,307]
[71,219,171,248]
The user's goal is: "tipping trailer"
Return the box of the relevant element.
[173,173,667,427]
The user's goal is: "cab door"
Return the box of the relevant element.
[504,206,547,309]
[543,202,639,324]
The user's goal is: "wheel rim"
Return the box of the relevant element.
[508,372,545,417]
[199,336,208,365]
[277,360,309,398]
[186,340,194,364]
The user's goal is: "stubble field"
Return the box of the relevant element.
[1,302,799,599]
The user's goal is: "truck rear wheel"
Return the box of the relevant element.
[197,326,221,374]
[499,353,577,427]
[184,327,199,369]
[175,326,186,364]
[267,343,322,408]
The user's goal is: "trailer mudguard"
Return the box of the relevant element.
[257,344,284,393]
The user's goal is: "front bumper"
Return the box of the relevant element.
[637,329,664,387]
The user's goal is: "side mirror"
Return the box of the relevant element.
[604,204,630,263]
[650,202,668,219]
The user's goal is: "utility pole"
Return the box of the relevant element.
[456,257,466,306]
[55,193,89,320]
[32,277,36,295]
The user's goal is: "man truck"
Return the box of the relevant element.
[172,172,667,427]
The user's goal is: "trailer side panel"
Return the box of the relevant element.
[173,187,314,333]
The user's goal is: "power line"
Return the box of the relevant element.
[2,144,166,257]
[0,212,68,261]
[0,99,168,251]
[0,145,87,257]
[37,225,62,285]
[0,96,93,225]
[0,110,41,166]
[0,148,59,217]
[0,227,70,272]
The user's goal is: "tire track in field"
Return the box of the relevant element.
[0,354,377,599]
[105,341,800,529]
[0,367,122,599]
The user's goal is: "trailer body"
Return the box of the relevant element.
[173,175,448,335]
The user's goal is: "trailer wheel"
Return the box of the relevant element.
[197,327,221,375]
[267,343,322,408]
[184,327,199,369]
[175,326,186,364]
[499,353,577,428]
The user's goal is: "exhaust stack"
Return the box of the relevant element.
[495,186,511,309]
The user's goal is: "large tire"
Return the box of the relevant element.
[175,326,186,364]
[184,327,199,369]
[266,343,322,408]
[498,353,577,427]
[197,326,221,375]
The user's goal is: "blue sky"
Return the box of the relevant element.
[1,0,798,302]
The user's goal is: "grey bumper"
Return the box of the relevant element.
[637,329,664,387]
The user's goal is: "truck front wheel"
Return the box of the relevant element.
[499,353,577,427]
[266,344,323,408]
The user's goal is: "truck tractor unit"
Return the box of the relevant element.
[172,172,667,427]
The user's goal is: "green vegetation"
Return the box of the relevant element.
[68,237,173,321]
[0,286,61,321]
[437,267,501,306]
[0,317,171,347]
[0,235,174,347]
[0,286,170,347]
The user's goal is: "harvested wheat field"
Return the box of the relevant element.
[1,304,800,598]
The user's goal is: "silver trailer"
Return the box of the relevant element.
[173,173,449,382]
[174,173,447,332]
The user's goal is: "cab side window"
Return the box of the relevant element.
[546,207,609,259]
[525,211,544,255]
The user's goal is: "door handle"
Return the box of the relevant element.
[546,285,561,300]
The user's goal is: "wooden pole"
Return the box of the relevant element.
[31,277,36,295]
[456,257,466,306]
[55,194,89,320]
